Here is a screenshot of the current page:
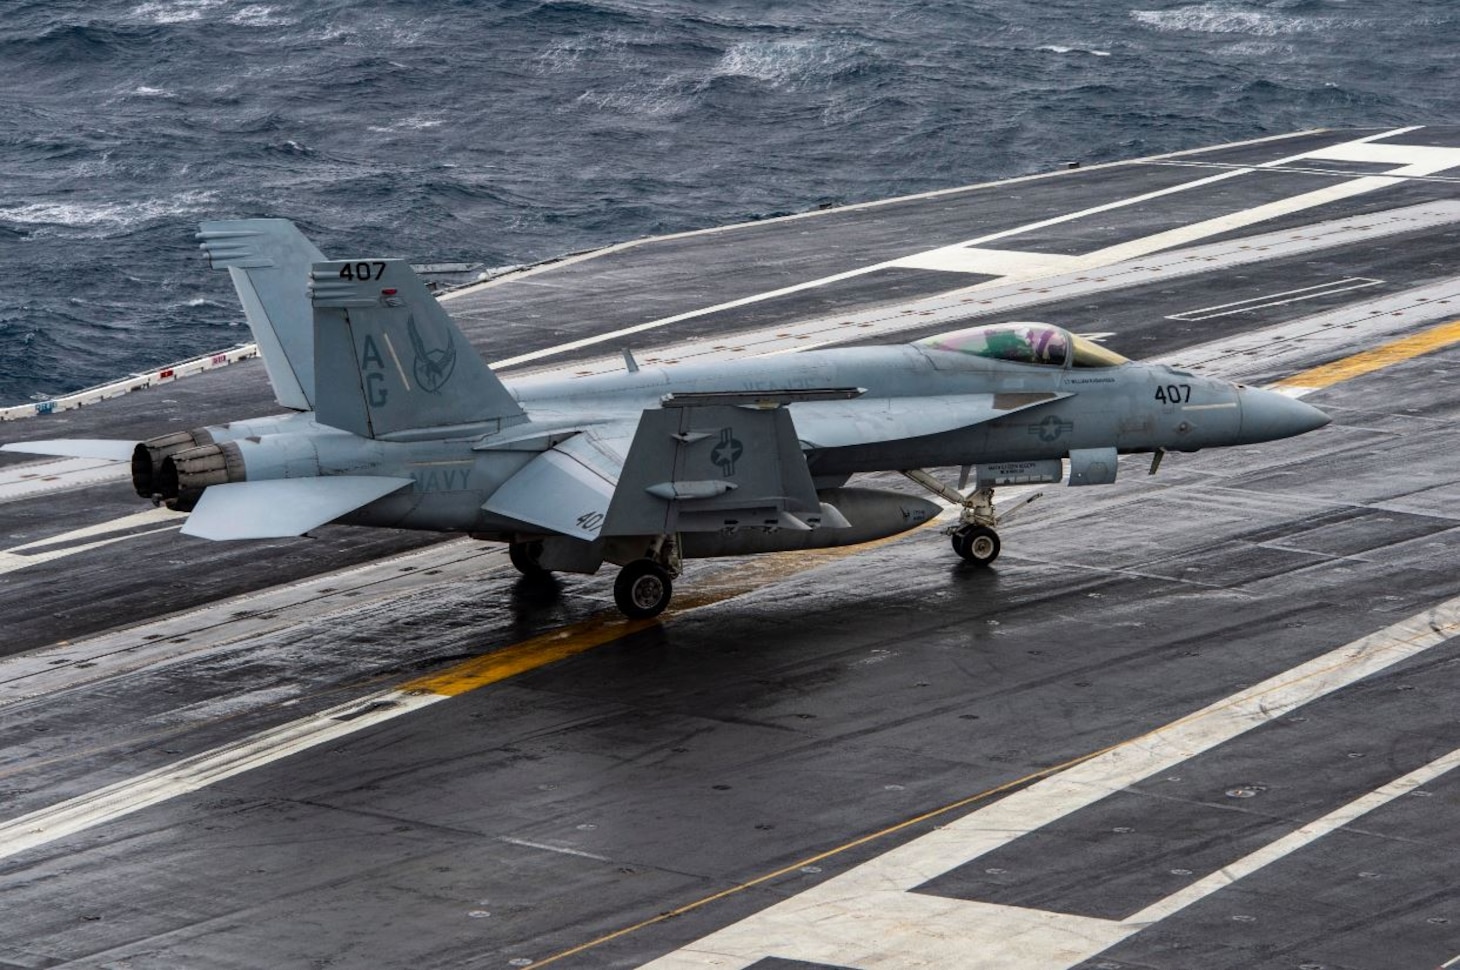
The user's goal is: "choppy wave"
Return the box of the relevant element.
[709,38,874,89]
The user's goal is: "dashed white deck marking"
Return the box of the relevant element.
[1154,276,1460,383]
[639,598,1460,969]
[0,456,128,505]
[1166,277,1385,322]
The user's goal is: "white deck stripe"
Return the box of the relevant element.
[493,127,1434,370]
[488,168,1253,370]
[640,596,1460,969]
[0,690,444,863]
[1125,743,1460,926]
[509,200,1460,382]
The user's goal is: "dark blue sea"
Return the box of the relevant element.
[2,0,1457,404]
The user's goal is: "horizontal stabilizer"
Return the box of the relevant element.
[181,476,411,540]
[791,392,1072,449]
[0,439,137,462]
[483,433,618,540]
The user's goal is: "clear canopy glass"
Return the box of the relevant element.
[915,322,1128,368]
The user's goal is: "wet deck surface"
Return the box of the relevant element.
[3,127,1460,969]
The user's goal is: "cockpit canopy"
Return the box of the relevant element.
[914,322,1129,368]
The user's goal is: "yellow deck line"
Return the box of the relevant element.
[402,613,657,696]
[402,522,942,697]
[1272,317,1460,391]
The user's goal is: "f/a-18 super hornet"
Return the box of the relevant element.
[4,220,1330,618]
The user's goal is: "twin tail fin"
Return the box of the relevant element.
[310,259,526,438]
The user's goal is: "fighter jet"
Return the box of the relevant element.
[4,220,1330,618]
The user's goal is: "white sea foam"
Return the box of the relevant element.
[576,84,689,118]
[128,0,226,25]
[709,38,865,90]
[1037,45,1112,57]
[1131,3,1354,36]
[229,5,292,27]
[367,114,448,134]
[0,191,218,233]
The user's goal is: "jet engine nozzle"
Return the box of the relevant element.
[131,429,218,500]
[157,441,247,512]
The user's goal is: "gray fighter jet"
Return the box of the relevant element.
[4,220,1330,618]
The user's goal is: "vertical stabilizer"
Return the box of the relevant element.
[311,259,527,438]
[198,219,326,411]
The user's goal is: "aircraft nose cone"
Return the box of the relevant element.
[1240,387,1331,443]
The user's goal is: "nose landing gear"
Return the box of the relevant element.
[902,469,1041,568]
[951,523,1001,564]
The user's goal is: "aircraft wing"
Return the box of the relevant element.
[181,476,413,540]
[789,392,1071,449]
[603,400,823,536]
[1,439,137,462]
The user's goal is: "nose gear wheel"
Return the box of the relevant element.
[951,524,1000,565]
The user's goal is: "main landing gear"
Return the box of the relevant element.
[508,539,548,578]
[902,469,1041,568]
[506,535,682,619]
[614,535,682,620]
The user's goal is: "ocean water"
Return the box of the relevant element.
[2,0,1457,404]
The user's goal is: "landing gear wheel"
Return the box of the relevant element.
[509,540,548,578]
[951,525,1001,566]
[614,559,673,619]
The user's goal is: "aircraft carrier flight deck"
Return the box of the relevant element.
[3,126,1460,969]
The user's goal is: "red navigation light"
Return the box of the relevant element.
[382,288,398,296]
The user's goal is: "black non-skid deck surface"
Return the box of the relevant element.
[4,128,1460,969]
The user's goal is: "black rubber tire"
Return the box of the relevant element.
[614,560,674,619]
[508,540,549,577]
[951,525,1001,566]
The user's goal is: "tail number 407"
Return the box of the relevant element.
[339,261,387,281]
[1154,383,1191,404]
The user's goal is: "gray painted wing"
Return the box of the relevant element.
[181,477,412,540]
[604,404,820,536]
[789,393,1071,448]
[482,431,621,540]
[0,439,137,461]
